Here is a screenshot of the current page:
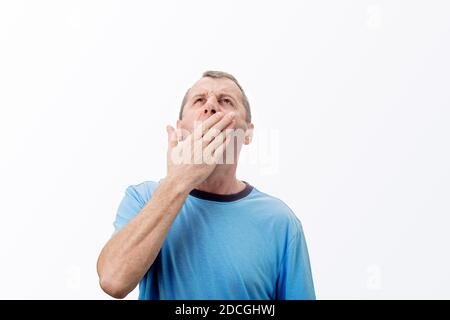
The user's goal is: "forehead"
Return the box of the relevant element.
[189,77,242,97]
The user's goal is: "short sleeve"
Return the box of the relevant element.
[275,222,316,300]
[110,181,160,299]
[112,182,158,236]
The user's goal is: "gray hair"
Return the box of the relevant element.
[179,70,252,122]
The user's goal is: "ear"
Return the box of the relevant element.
[244,123,254,145]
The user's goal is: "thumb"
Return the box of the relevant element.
[166,125,178,149]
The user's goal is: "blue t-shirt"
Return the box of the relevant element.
[113,180,316,300]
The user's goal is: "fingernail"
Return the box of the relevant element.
[228,112,235,118]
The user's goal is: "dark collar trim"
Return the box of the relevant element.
[189,181,253,202]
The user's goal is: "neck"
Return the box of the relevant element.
[195,164,245,195]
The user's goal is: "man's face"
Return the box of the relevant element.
[177,77,253,145]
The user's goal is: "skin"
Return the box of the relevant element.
[176,76,254,194]
[96,76,254,298]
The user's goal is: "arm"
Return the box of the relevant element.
[96,176,190,299]
[96,111,235,299]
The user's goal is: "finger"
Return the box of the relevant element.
[166,125,178,149]
[175,128,185,142]
[202,112,236,144]
[192,112,225,139]
[205,127,234,157]
[204,121,234,152]
[212,130,234,164]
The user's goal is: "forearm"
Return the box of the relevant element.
[97,112,233,298]
[97,176,191,298]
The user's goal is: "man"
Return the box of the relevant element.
[96,71,316,300]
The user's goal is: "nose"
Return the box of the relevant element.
[203,95,220,116]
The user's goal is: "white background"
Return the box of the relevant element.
[1,0,449,299]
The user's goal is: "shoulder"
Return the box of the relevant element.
[250,187,304,238]
[115,180,159,222]
[124,180,160,205]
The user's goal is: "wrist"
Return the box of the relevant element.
[163,174,193,195]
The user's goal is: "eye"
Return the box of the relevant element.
[221,98,233,105]
[194,98,204,104]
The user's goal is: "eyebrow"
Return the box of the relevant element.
[190,93,206,100]
[190,92,238,103]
